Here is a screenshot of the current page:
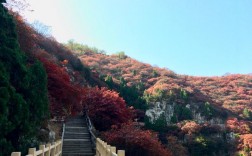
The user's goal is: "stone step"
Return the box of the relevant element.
[65,127,88,129]
[65,123,86,126]
[66,120,87,124]
[63,144,93,148]
[66,119,86,122]
[65,129,89,131]
[63,148,93,151]
[63,146,92,149]
[64,132,90,136]
[65,132,89,134]
[65,128,89,133]
[62,116,94,156]
[65,127,89,133]
[64,134,90,137]
[63,138,91,141]
[64,136,90,139]
[62,153,94,156]
[65,125,88,130]
[65,131,89,134]
[64,132,90,135]
[65,122,85,124]
[65,127,88,130]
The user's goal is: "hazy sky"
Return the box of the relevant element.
[22,0,252,76]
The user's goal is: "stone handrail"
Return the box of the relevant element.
[61,122,65,151]
[11,140,62,156]
[85,114,125,156]
[96,138,125,156]
[86,114,97,147]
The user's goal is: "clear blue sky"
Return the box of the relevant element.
[23,0,252,76]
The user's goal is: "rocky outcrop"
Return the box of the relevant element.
[146,101,225,126]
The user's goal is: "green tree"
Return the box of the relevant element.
[243,108,252,120]
[119,77,126,87]
[0,2,48,155]
[105,75,114,88]
[131,69,137,76]
[203,102,214,119]
[116,51,127,59]
[104,76,147,110]
[145,113,167,132]
[64,40,104,55]
[152,70,159,77]
[180,89,188,101]
[173,104,192,121]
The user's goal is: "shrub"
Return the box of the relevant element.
[82,87,132,131]
[102,123,172,156]
[39,58,82,117]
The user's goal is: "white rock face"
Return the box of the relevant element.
[165,104,175,124]
[192,111,206,124]
[146,100,225,126]
[146,101,175,124]
[145,101,166,123]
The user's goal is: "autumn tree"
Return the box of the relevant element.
[39,58,82,117]
[82,87,132,131]
[166,136,189,156]
[102,123,172,156]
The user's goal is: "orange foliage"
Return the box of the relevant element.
[226,118,252,134]
[181,121,201,135]
[240,134,252,149]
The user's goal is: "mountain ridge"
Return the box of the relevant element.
[78,51,252,118]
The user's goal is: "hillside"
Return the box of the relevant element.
[2,1,252,155]
[80,52,252,118]
[77,49,252,155]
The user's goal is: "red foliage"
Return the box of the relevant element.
[82,87,132,131]
[166,136,189,156]
[13,13,38,54]
[39,58,82,117]
[102,123,172,156]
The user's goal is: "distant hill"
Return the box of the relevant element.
[79,52,252,117]
[76,50,252,155]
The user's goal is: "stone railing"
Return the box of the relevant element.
[96,138,125,156]
[11,140,62,156]
[85,113,125,156]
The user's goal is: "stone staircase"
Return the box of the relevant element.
[62,115,94,156]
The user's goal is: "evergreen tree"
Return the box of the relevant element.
[243,108,252,120]
[0,2,49,155]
